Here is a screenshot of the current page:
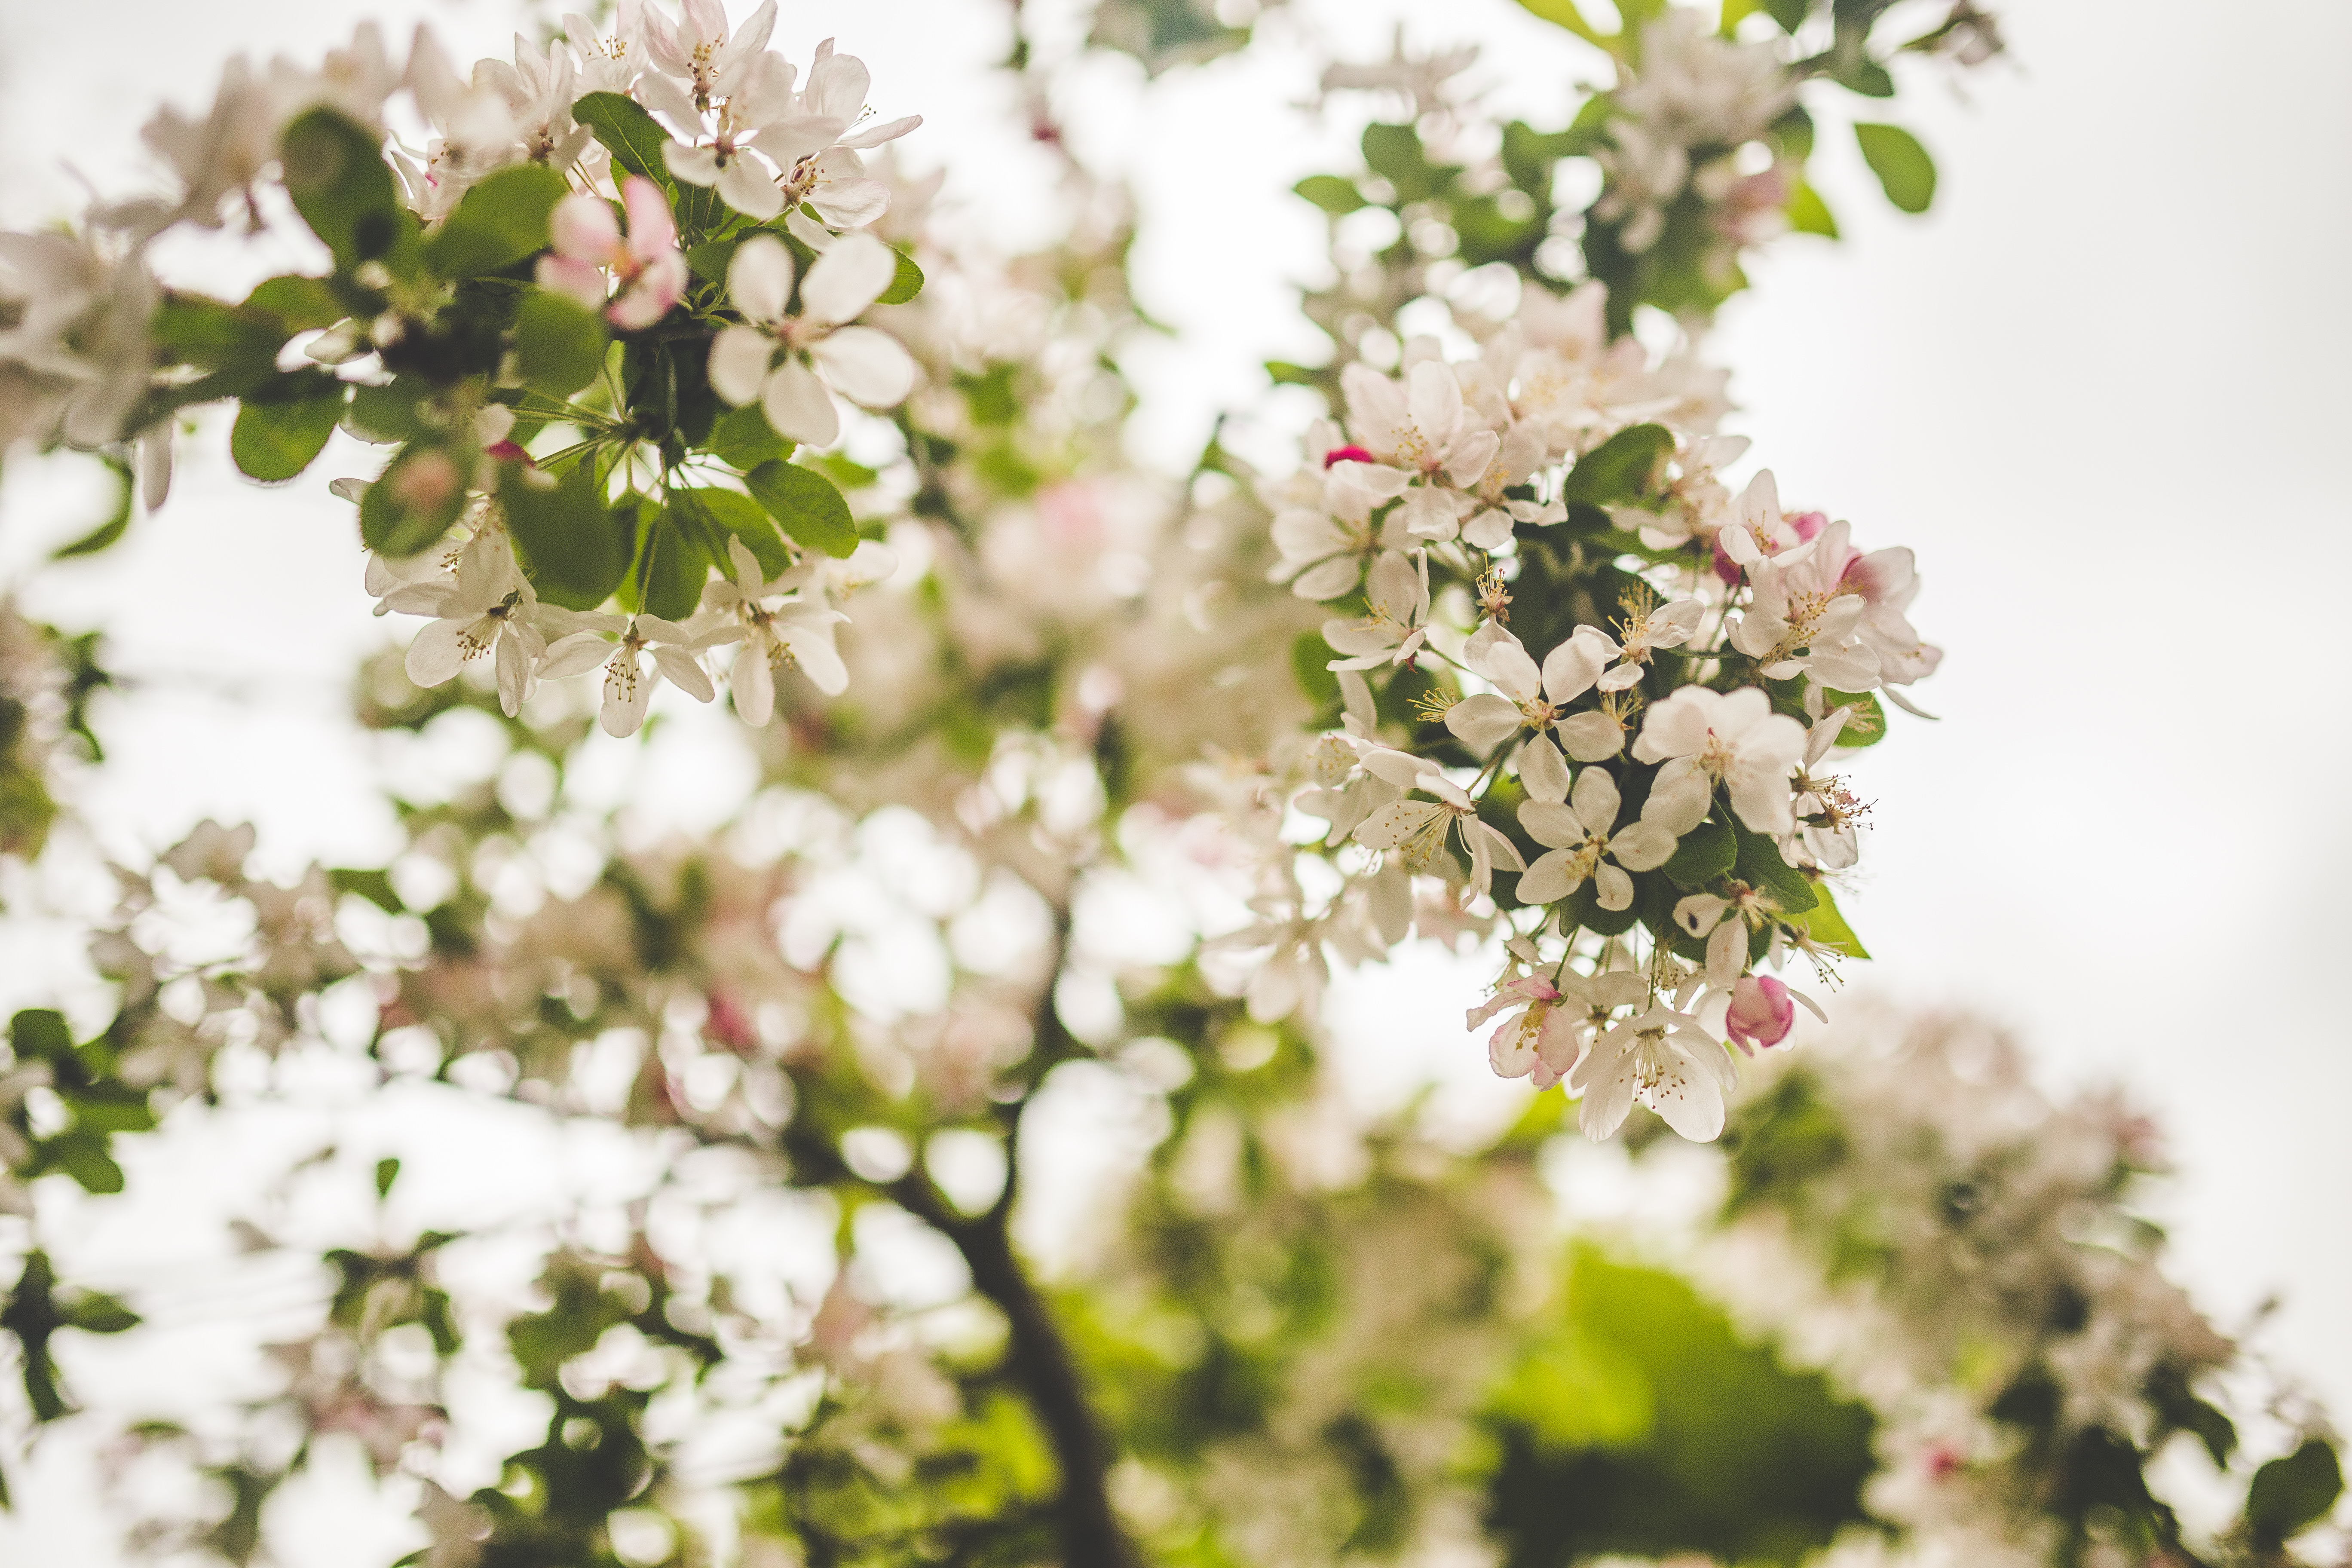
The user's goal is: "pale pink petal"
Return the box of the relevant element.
[761,358,839,446]
[709,326,775,407]
[535,254,609,310]
[727,234,794,324]
[620,175,677,258]
[799,231,894,325]
[838,113,921,150]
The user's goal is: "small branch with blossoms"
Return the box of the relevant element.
[0,4,924,738]
[1237,277,1936,1145]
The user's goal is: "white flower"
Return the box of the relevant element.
[1729,518,1882,691]
[707,232,916,447]
[1515,754,1678,909]
[1444,621,1622,759]
[1338,359,1502,544]
[773,43,921,229]
[564,3,645,93]
[1631,684,1806,835]
[1571,1001,1737,1142]
[1587,590,1709,692]
[1268,429,1412,600]
[1470,974,1579,1083]
[1791,705,1866,870]
[640,0,775,112]
[1321,550,1431,671]
[701,537,848,722]
[655,50,799,219]
[1352,763,1526,902]
[536,610,724,737]
[477,34,592,169]
[401,564,546,718]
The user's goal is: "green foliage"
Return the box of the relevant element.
[574,91,719,238]
[2,1251,141,1424]
[671,485,789,581]
[1790,883,1869,959]
[279,108,413,275]
[2245,1439,2344,1546]
[50,454,134,560]
[744,460,859,558]
[230,372,348,482]
[1561,423,1675,505]
[501,462,629,609]
[1854,122,1937,214]
[877,248,927,306]
[1294,175,1366,215]
[1731,817,1818,913]
[1787,178,1841,238]
[1485,1250,1874,1567]
[1661,815,1735,888]
[361,441,472,556]
[511,292,609,396]
[423,164,569,279]
[708,405,795,470]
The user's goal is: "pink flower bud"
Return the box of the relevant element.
[1323,445,1378,469]
[1724,975,1796,1055]
[483,441,533,466]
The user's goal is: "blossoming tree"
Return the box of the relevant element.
[0,0,2341,1564]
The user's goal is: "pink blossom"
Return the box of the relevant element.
[533,177,688,331]
[1724,974,1797,1055]
[1323,444,1378,468]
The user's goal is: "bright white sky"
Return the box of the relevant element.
[2,0,2348,1555]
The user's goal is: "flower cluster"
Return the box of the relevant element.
[1236,277,1936,1141]
[0,8,926,732]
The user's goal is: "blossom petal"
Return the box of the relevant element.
[800,230,896,325]
[1517,800,1585,851]
[761,358,839,446]
[620,175,677,258]
[549,192,620,263]
[1517,736,1568,804]
[1608,820,1676,873]
[709,325,776,407]
[732,642,775,725]
[716,153,785,218]
[811,325,914,407]
[727,234,794,325]
[1445,693,1523,753]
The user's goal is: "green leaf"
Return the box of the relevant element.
[1511,0,1610,47]
[877,248,926,306]
[628,511,710,622]
[501,462,627,609]
[8,1010,73,1062]
[512,291,609,397]
[279,108,408,273]
[573,91,716,236]
[1854,122,1935,213]
[374,1157,401,1199]
[423,163,569,279]
[1294,175,1366,215]
[1291,632,1340,706]
[55,1291,139,1335]
[1562,423,1673,505]
[671,486,789,582]
[150,295,286,373]
[684,237,741,284]
[360,442,471,556]
[1362,123,1439,203]
[1266,360,1324,387]
[1764,0,1808,30]
[329,867,403,913]
[744,460,858,558]
[42,1130,124,1195]
[1661,816,1735,889]
[2247,1439,2343,1544]
[1788,883,1868,959]
[52,458,133,560]
[708,404,795,470]
[573,91,671,187]
[1730,818,1818,913]
[231,374,347,482]
[1818,689,1885,747]
[345,380,434,444]
[1785,179,1839,238]
[243,275,346,332]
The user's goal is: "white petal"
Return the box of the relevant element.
[1517,800,1586,851]
[726,234,793,325]
[708,325,776,406]
[838,113,921,150]
[1515,849,1580,906]
[810,325,914,407]
[404,618,473,688]
[732,642,775,725]
[1607,820,1676,873]
[1569,767,1621,834]
[1517,736,1568,804]
[799,230,894,325]
[1444,693,1524,753]
[651,645,714,701]
[663,140,723,187]
[1593,862,1633,911]
[1556,711,1625,763]
[761,358,839,446]
[717,153,785,218]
